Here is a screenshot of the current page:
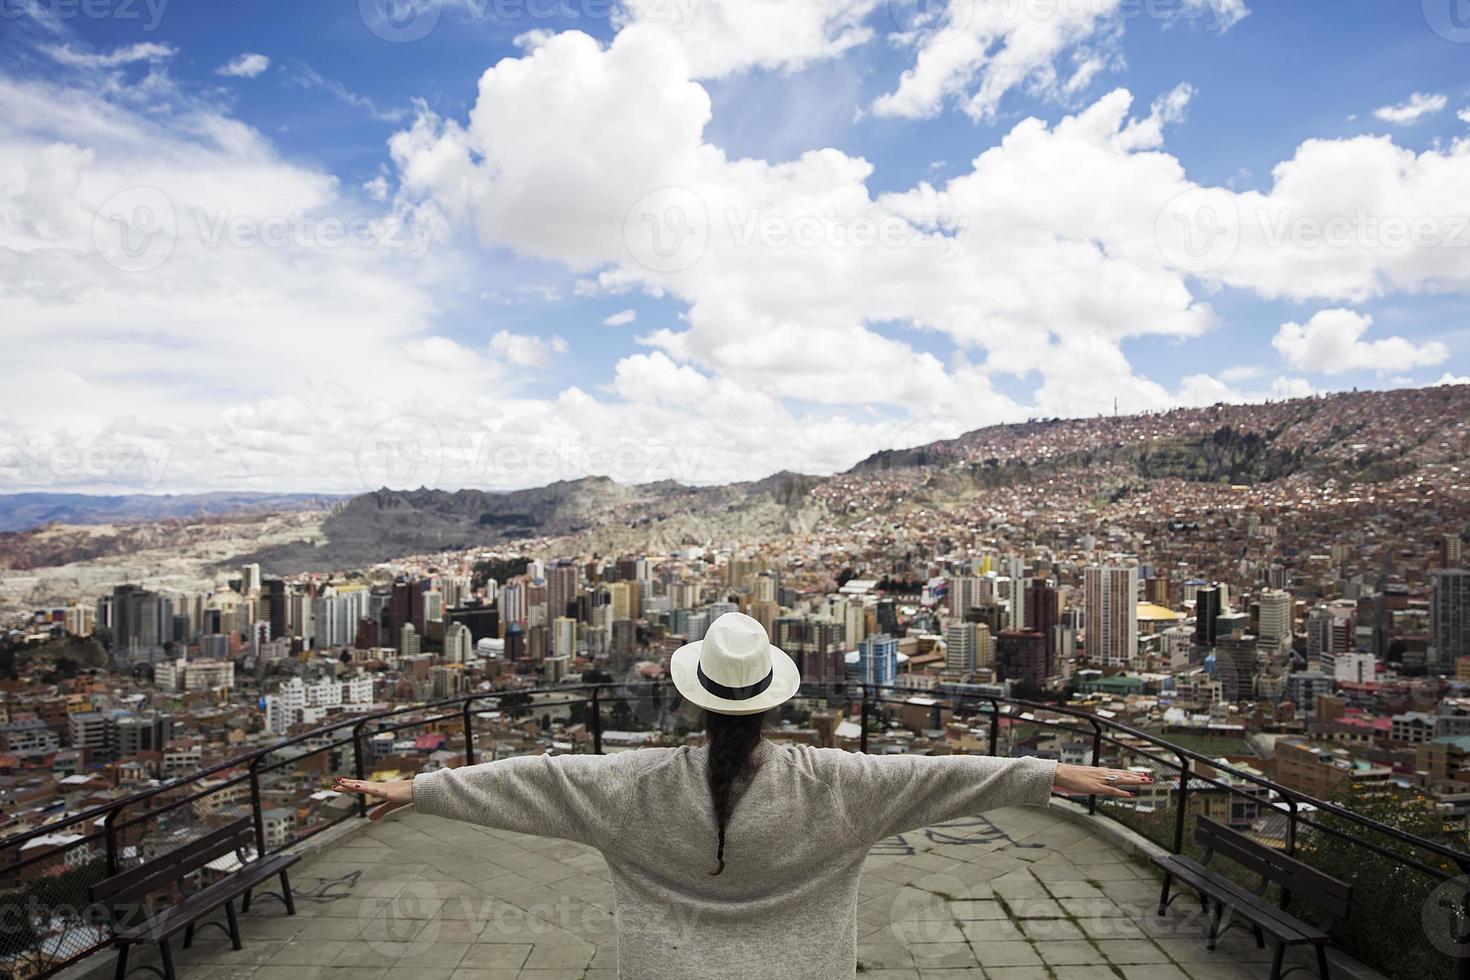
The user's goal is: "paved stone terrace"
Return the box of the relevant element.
[74,805,1305,980]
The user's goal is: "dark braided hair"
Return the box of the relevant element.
[705,709,766,876]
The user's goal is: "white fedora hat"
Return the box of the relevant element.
[670,612,801,715]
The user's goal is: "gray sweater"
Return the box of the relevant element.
[411,741,1057,979]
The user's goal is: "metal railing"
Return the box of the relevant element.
[0,682,1465,980]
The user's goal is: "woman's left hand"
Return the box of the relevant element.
[334,776,414,820]
[1052,764,1153,798]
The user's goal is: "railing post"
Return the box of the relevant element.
[1456,857,1470,980]
[987,699,999,756]
[463,698,477,766]
[1173,753,1190,855]
[859,686,870,754]
[248,757,267,857]
[590,687,604,755]
[1279,796,1300,912]
[1088,719,1102,815]
[102,807,122,876]
[351,720,368,818]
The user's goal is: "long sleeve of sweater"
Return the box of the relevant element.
[828,752,1057,844]
[410,753,630,847]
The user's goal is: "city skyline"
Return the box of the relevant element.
[6,4,1470,978]
[5,2,1470,495]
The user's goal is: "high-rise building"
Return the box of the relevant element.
[445,622,473,663]
[947,577,984,619]
[389,580,426,637]
[552,616,578,658]
[1432,569,1470,674]
[1257,589,1293,655]
[945,621,977,673]
[843,598,868,647]
[1003,558,1026,631]
[400,622,421,658]
[859,634,899,689]
[608,581,639,621]
[548,561,580,621]
[1215,635,1259,703]
[876,598,899,635]
[1084,564,1138,667]
[262,578,288,643]
[1025,578,1058,655]
[772,616,843,688]
[501,579,527,625]
[108,585,173,657]
[997,630,1050,687]
[1194,585,1223,647]
[240,563,262,596]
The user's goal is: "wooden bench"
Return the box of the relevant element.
[1153,815,1351,980]
[89,817,299,980]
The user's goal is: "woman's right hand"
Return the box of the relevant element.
[334,776,414,820]
[1052,764,1152,798]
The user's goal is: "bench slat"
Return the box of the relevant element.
[98,829,254,906]
[1194,815,1351,917]
[1155,853,1325,945]
[113,853,298,944]
[92,818,255,903]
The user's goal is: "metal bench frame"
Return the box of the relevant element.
[88,817,299,980]
[1154,815,1352,980]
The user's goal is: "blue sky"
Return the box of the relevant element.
[2,0,1469,493]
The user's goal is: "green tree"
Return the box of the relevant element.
[1299,782,1460,980]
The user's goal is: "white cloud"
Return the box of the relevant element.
[38,42,175,69]
[1272,309,1449,375]
[284,64,406,122]
[217,53,271,79]
[1179,134,1470,302]
[406,336,485,373]
[1176,372,1313,407]
[6,8,1465,496]
[602,309,637,326]
[872,0,1123,121]
[866,0,1241,122]
[1460,108,1470,125]
[489,330,568,367]
[619,0,879,79]
[1434,372,1470,386]
[1373,92,1447,125]
[0,67,456,493]
[389,31,1213,422]
[512,29,557,52]
[363,175,391,202]
[1176,0,1250,31]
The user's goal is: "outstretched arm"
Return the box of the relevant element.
[334,753,631,846]
[830,753,1151,843]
